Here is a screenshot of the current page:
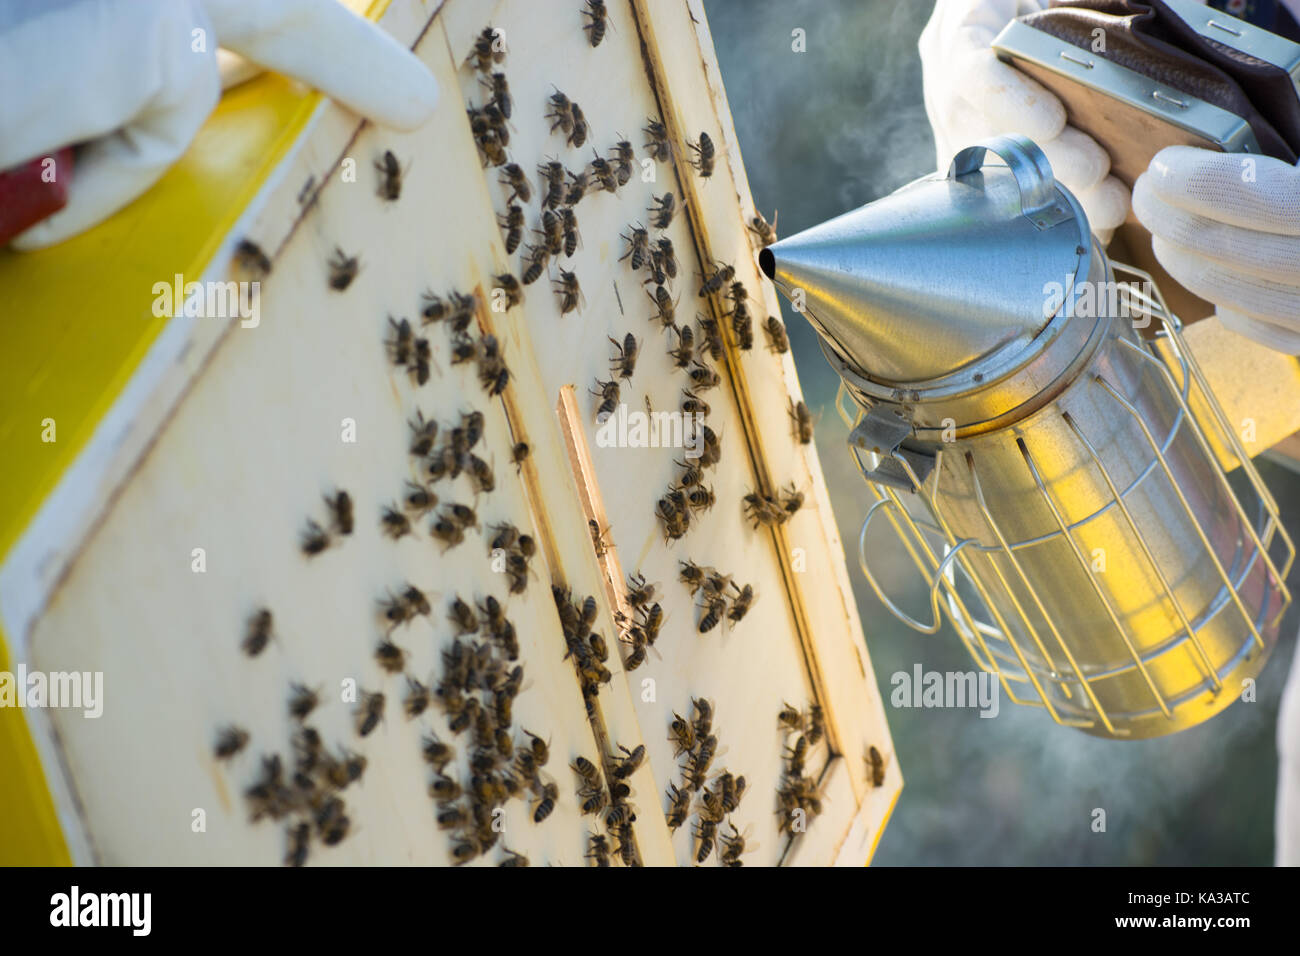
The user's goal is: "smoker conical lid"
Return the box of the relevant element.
[760,136,1089,387]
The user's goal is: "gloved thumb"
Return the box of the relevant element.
[200,0,438,130]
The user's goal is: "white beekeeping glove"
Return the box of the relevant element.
[1132,146,1300,354]
[1,0,439,250]
[919,0,1129,243]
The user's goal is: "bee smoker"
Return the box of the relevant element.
[760,135,1294,739]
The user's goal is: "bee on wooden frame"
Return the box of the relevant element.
[620,224,650,271]
[481,71,512,118]
[214,726,250,760]
[648,283,677,330]
[608,332,638,379]
[789,399,814,444]
[469,26,506,72]
[354,690,385,737]
[499,162,531,204]
[327,247,359,290]
[648,192,675,229]
[234,238,271,277]
[537,159,565,209]
[386,315,413,367]
[582,0,608,46]
[590,378,620,421]
[749,208,778,247]
[764,315,790,354]
[687,131,715,178]
[243,608,273,657]
[495,273,522,310]
[643,117,672,162]
[375,149,404,200]
[498,203,524,254]
[554,269,583,315]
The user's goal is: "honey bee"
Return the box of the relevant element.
[498,846,529,867]
[643,117,672,162]
[728,583,755,623]
[402,480,437,517]
[699,424,722,468]
[697,595,726,634]
[698,261,735,298]
[496,203,524,255]
[621,626,648,670]
[686,485,715,512]
[234,238,272,277]
[648,283,677,329]
[608,332,638,379]
[495,273,522,310]
[679,559,707,595]
[521,241,550,287]
[533,781,559,822]
[430,516,466,552]
[694,816,718,863]
[547,90,575,136]
[719,819,750,867]
[612,743,645,779]
[620,224,650,270]
[214,725,249,760]
[805,703,825,745]
[287,682,320,721]
[399,676,429,719]
[327,247,359,290]
[582,0,608,45]
[626,572,656,609]
[589,519,611,558]
[481,71,512,118]
[640,603,664,644]
[780,483,805,517]
[680,389,711,417]
[554,269,582,314]
[789,399,813,444]
[569,102,588,148]
[648,192,675,229]
[778,702,804,733]
[697,313,724,362]
[355,690,385,737]
[451,836,480,866]
[688,360,720,391]
[477,336,510,396]
[449,597,479,636]
[688,131,715,177]
[499,163,531,204]
[720,772,747,814]
[611,139,635,185]
[510,441,530,471]
[558,169,585,207]
[300,518,330,556]
[421,734,454,772]
[665,781,691,831]
[668,711,696,756]
[764,315,790,354]
[467,454,495,494]
[587,833,611,867]
[605,802,635,829]
[572,755,602,787]
[749,208,779,247]
[375,638,407,674]
[380,505,412,539]
[867,745,886,787]
[386,315,414,368]
[555,207,580,258]
[590,152,619,193]
[523,729,550,767]
[429,773,463,804]
[476,127,507,167]
[537,159,565,209]
[285,821,310,867]
[731,301,754,351]
[243,608,273,657]
[375,149,403,200]
[591,378,620,421]
[437,803,469,831]
[407,410,438,457]
[654,237,677,278]
[692,696,714,737]
[536,209,564,257]
[469,25,506,71]
[322,489,353,537]
[668,323,695,368]
[785,735,808,777]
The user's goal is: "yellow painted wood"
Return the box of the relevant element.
[0,0,388,866]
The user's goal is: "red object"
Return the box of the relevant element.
[0,147,74,245]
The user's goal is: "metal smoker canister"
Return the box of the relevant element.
[760,135,1294,739]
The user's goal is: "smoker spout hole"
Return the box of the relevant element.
[758,248,775,280]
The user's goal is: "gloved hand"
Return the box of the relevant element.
[1132,146,1300,354]
[919,0,1130,244]
[0,0,439,250]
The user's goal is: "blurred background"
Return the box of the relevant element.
[704,0,1300,865]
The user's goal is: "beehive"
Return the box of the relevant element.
[0,0,897,866]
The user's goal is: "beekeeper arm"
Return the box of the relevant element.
[919,0,1129,243]
[0,0,439,250]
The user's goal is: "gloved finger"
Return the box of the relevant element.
[1150,234,1300,327]
[1218,308,1300,355]
[0,0,212,170]
[1143,146,1300,236]
[1133,174,1300,284]
[1073,174,1130,235]
[200,0,438,131]
[1035,126,1110,195]
[9,5,221,249]
[217,49,262,90]
[955,48,1065,145]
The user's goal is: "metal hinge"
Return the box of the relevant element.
[848,404,936,491]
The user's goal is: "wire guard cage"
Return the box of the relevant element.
[846,263,1295,738]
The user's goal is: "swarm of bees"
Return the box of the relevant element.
[554,585,613,716]
[661,700,751,865]
[777,701,825,839]
[677,561,757,633]
[489,521,537,595]
[741,482,804,529]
